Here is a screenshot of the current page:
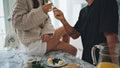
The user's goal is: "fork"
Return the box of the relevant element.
[35,56,40,64]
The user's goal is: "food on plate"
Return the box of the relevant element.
[61,63,80,68]
[47,57,64,65]
[58,60,64,65]
[48,57,54,64]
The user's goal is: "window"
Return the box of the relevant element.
[0,0,6,50]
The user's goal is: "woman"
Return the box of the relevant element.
[12,0,77,56]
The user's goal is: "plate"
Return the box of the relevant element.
[45,57,67,67]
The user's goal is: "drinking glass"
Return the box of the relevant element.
[43,0,55,11]
[91,43,120,68]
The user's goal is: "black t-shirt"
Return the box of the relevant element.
[74,0,118,64]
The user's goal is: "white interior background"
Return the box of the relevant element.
[0,0,119,59]
[48,0,87,58]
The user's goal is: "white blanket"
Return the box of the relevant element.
[26,40,47,56]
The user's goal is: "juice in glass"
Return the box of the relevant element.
[96,62,120,68]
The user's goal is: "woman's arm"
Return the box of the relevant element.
[12,0,49,30]
[41,18,55,35]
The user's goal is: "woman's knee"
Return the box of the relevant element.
[62,34,70,43]
[65,45,77,56]
[55,27,66,36]
[71,46,77,55]
[56,42,77,56]
[46,41,60,52]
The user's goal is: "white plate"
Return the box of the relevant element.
[45,58,67,67]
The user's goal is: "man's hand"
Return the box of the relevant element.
[53,8,65,21]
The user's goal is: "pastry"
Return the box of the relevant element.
[47,57,64,65]
[48,57,53,64]
[58,60,64,65]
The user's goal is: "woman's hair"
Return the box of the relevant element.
[32,0,39,8]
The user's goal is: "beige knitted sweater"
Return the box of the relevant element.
[12,0,55,45]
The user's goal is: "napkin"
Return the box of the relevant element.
[4,31,20,49]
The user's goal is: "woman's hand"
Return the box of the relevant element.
[42,34,53,42]
[53,8,65,21]
[42,3,52,14]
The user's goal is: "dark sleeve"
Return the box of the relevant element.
[99,0,119,34]
[74,7,87,33]
[74,11,81,33]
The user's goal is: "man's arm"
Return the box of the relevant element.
[104,32,119,63]
[53,8,80,39]
[61,19,80,39]
[104,32,119,49]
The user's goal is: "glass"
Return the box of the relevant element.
[91,43,120,68]
[43,0,55,11]
[48,0,55,11]
[26,55,44,68]
[43,0,54,5]
[25,42,47,68]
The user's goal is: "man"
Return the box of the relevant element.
[53,0,119,64]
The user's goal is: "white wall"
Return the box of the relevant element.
[49,0,87,58]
